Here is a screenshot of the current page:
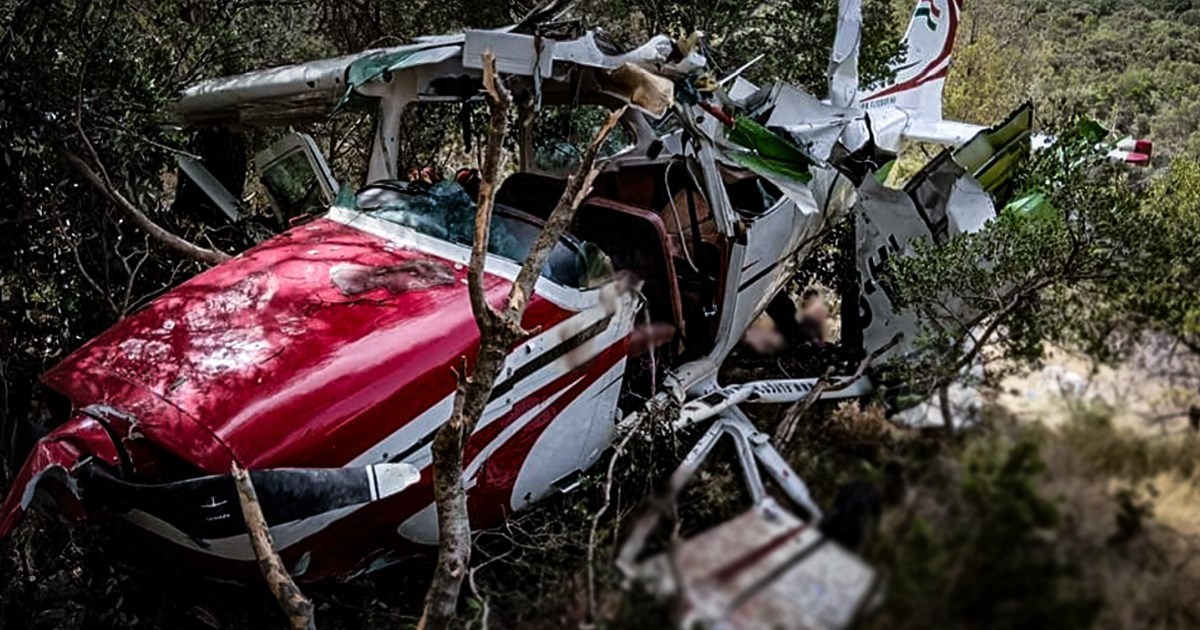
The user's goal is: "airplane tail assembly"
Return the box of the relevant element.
[859,0,962,121]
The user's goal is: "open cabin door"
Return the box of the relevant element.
[255,132,338,222]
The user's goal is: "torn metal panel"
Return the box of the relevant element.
[951,103,1033,175]
[763,84,871,163]
[0,414,121,537]
[635,502,879,630]
[827,0,862,109]
[461,30,552,77]
[855,103,1034,360]
[946,175,995,236]
[904,150,967,243]
[855,177,929,359]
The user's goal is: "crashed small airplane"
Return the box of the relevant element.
[0,0,1148,626]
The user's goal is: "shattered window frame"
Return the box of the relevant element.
[354,180,612,290]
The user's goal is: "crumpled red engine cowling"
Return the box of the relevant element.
[0,373,236,538]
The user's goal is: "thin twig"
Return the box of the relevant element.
[587,405,653,623]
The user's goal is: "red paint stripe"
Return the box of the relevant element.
[861,65,949,104]
[861,0,959,103]
[466,340,629,523]
[898,0,960,85]
[709,524,808,584]
[468,340,628,472]
[465,348,608,465]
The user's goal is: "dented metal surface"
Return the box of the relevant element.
[330,260,456,296]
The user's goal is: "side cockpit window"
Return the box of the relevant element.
[256,132,338,222]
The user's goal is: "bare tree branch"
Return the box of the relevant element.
[419,52,626,629]
[57,145,232,265]
[231,463,315,630]
[773,336,898,448]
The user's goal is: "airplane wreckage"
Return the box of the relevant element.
[0,0,1151,627]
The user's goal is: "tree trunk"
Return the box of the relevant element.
[418,52,625,629]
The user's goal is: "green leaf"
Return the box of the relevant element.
[1076,119,1109,145]
[875,160,896,184]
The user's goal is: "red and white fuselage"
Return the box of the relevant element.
[0,207,638,580]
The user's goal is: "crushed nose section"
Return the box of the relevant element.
[0,414,122,537]
[0,407,422,546]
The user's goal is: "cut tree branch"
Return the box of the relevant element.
[232,463,315,630]
[418,52,626,629]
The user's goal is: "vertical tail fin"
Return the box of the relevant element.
[859,0,962,120]
[828,0,863,108]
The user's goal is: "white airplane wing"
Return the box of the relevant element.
[903,118,985,146]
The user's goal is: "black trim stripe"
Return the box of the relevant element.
[738,260,783,292]
[388,314,616,464]
[737,227,830,293]
[488,314,613,403]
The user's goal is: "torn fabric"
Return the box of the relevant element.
[605,63,674,117]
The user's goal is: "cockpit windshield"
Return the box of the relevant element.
[354,181,611,289]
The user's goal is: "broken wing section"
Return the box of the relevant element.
[856,103,1033,361]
